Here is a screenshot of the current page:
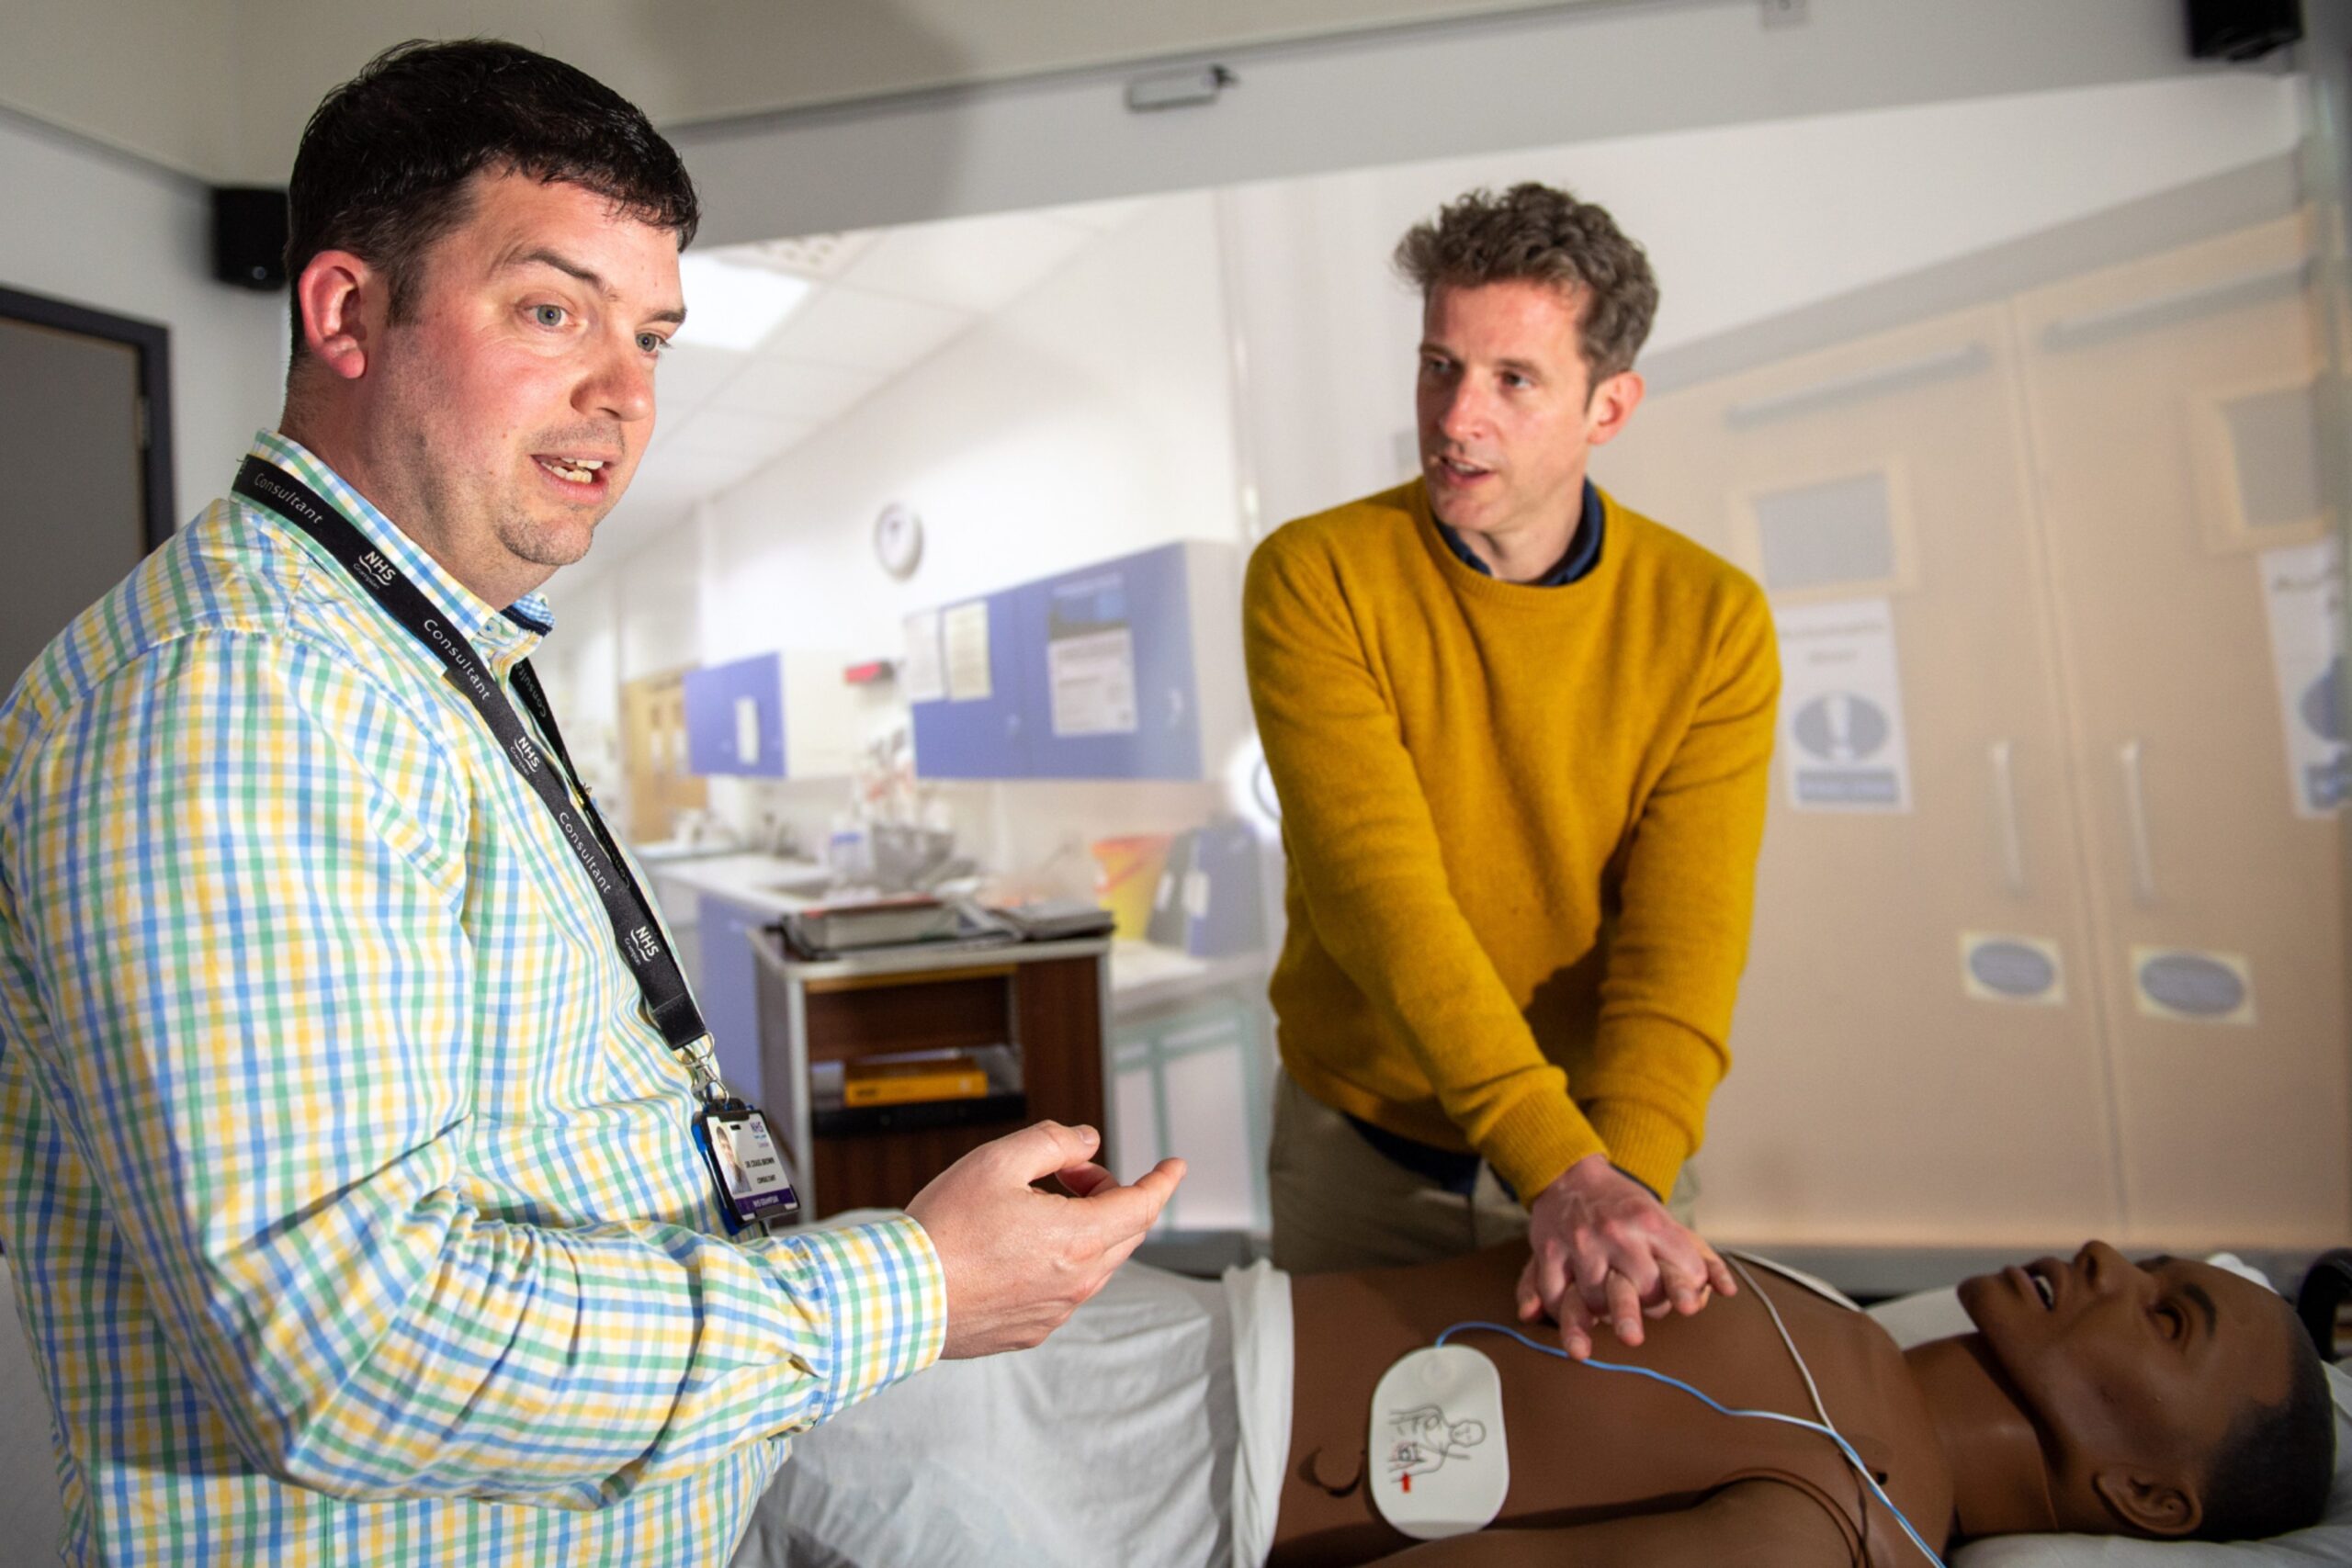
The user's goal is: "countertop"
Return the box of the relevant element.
[639,852,836,920]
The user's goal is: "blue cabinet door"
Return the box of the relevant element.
[1021,543,1202,780]
[682,653,787,777]
[695,892,769,1104]
[910,592,1035,778]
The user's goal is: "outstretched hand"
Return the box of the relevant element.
[1515,1153,1735,1360]
[907,1120,1184,1360]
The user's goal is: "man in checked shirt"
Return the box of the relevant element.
[0,39,1182,1568]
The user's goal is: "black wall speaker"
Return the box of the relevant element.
[210,186,288,291]
[2187,0,2303,61]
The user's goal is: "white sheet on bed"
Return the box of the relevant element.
[732,1258,1246,1568]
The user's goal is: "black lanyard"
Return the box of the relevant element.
[232,455,722,1093]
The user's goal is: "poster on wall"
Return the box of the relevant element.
[2259,538,2346,817]
[943,600,992,702]
[1046,571,1139,738]
[901,610,945,704]
[1774,597,1914,813]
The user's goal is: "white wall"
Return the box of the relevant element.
[0,113,285,529]
[1222,72,2305,531]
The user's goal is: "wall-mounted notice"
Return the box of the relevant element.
[1961,932,2064,1006]
[1775,597,1914,812]
[1046,572,1139,738]
[2131,946,2255,1026]
[901,610,945,704]
[2259,538,2346,817]
[943,600,992,702]
[733,695,760,766]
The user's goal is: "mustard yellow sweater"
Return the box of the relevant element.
[1243,480,1778,1201]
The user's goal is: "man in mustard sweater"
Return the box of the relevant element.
[1244,183,1779,1359]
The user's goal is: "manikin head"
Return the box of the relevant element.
[280,39,698,607]
[1955,1240,2334,1543]
[1393,184,1655,571]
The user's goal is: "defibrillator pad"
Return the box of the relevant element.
[1368,1344,1509,1539]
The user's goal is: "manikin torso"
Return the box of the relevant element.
[1273,1247,1953,1567]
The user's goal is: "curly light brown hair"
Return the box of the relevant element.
[1394,182,1659,383]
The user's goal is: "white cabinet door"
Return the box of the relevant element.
[1598,305,2121,1247]
[2014,215,2350,1249]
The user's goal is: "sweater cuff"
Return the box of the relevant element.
[1480,1091,1607,1208]
[1584,1099,1693,1202]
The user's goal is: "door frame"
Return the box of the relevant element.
[0,284,175,550]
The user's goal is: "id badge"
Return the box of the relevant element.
[694,1100,801,1230]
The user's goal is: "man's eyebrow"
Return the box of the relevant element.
[498,246,687,325]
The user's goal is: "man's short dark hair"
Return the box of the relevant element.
[285,38,700,355]
[1393,182,1658,385]
[2196,1309,2335,1541]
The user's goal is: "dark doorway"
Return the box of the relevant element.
[0,287,175,690]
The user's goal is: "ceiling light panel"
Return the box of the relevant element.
[672,253,815,352]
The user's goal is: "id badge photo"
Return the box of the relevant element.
[695,1101,802,1230]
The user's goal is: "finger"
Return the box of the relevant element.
[995,1120,1103,1181]
[1532,1238,1573,1323]
[1605,1270,1644,1348]
[1697,1239,1738,1298]
[1654,1251,1708,1316]
[1516,1258,1544,1324]
[1055,1161,1117,1198]
[1556,1292,1598,1361]
[1079,1156,1185,1242]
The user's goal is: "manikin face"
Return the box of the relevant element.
[1414,279,1641,551]
[335,170,684,603]
[1960,1240,2301,1534]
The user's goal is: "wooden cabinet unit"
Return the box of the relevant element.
[751,933,1110,1218]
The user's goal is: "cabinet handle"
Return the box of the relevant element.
[1988,739,2027,898]
[2118,739,2157,908]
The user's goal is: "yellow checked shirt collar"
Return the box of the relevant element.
[245,430,552,676]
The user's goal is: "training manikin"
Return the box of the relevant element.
[1271,1241,2316,1567]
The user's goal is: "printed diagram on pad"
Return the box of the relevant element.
[1385,1404,1488,1492]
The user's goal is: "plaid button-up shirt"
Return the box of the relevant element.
[0,433,944,1566]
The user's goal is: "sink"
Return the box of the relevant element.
[759,874,837,899]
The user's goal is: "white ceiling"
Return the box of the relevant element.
[600,195,1144,560]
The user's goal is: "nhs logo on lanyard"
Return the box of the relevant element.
[627,924,662,964]
[509,736,542,773]
[356,549,398,587]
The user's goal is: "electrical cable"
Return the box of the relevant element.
[1433,1273,1951,1568]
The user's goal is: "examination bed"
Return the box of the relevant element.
[0,1239,2343,1568]
[734,1217,2352,1568]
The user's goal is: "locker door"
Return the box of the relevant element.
[1022,543,1205,781]
[1596,305,2120,1247]
[910,589,1035,778]
[2014,215,2350,1248]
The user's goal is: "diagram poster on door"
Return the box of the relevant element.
[2258,538,2345,818]
[1774,597,1914,813]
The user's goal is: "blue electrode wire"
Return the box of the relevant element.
[1434,1260,1951,1568]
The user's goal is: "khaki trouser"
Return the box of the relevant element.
[1267,1068,1698,1275]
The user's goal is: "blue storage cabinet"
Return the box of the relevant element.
[909,590,1036,778]
[1020,543,1204,780]
[910,541,1243,782]
[682,652,786,777]
[695,891,770,1104]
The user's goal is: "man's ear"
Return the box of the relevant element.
[1583,370,1645,447]
[2090,1468,2203,1539]
[294,249,381,383]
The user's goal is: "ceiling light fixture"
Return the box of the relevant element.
[672,253,815,352]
